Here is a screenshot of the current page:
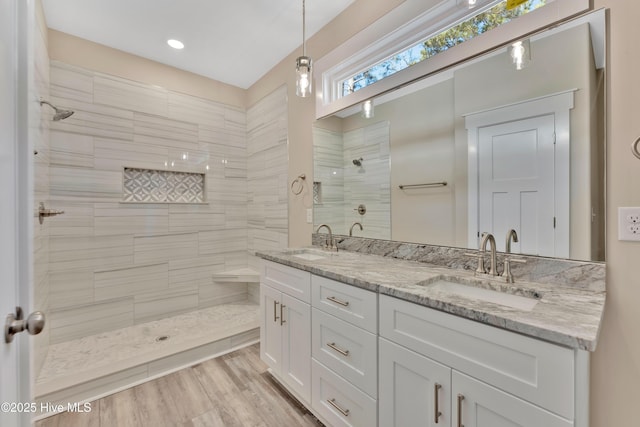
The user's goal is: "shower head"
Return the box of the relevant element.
[40,100,74,121]
[352,158,363,166]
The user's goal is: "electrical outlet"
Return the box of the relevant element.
[306,208,313,224]
[618,207,640,241]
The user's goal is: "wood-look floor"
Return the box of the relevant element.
[35,344,323,427]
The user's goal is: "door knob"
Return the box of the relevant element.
[5,306,45,343]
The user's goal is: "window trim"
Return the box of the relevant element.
[313,0,591,119]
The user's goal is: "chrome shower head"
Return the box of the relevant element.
[352,158,363,166]
[40,100,74,121]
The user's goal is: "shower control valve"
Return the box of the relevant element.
[354,204,366,215]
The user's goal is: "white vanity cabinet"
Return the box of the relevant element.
[310,275,378,427]
[379,294,585,427]
[379,337,452,427]
[260,261,312,403]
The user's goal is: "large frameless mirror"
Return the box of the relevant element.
[313,10,605,261]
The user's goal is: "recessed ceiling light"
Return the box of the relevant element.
[167,39,184,50]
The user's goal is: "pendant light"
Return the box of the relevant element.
[296,0,312,97]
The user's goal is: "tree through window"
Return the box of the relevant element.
[342,0,547,96]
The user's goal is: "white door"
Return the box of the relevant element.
[379,338,452,427]
[477,114,557,255]
[1,1,30,426]
[452,372,572,427]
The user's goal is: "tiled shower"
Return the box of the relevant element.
[33,26,288,405]
[313,121,390,239]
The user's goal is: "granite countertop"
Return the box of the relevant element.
[257,247,606,351]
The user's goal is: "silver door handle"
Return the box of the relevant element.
[5,307,45,343]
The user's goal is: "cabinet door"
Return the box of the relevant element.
[452,371,573,427]
[379,338,452,427]
[260,283,282,373]
[281,293,311,402]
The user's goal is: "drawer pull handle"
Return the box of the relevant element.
[434,383,442,423]
[327,296,350,307]
[280,304,286,325]
[327,398,350,417]
[327,342,350,356]
[273,301,279,323]
[457,393,465,427]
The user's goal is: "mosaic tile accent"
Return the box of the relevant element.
[313,181,322,204]
[123,167,205,203]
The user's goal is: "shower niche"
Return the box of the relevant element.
[122,167,206,203]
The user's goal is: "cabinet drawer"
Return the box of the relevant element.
[311,359,377,427]
[312,308,377,398]
[261,260,311,303]
[311,275,377,333]
[380,295,575,420]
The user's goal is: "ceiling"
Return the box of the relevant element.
[41,0,357,89]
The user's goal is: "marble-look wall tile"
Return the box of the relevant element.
[50,97,135,142]
[133,287,199,323]
[49,298,134,344]
[94,138,169,172]
[49,130,94,168]
[47,200,94,237]
[168,91,226,128]
[49,269,95,310]
[199,282,248,308]
[133,232,198,265]
[199,229,248,256]
[94,74,168,117]
[50,166,123,200]
[133,113,199,151]
[94,203,169,236]
[246,85,288,255]
[343,121,390,239]
[50,61,94,102]
[94,263,169,302]
[169,256,225,288]
[46,61,269,344]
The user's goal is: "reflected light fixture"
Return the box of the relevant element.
[295,0,312,97]
[362,99,374,119]
[467,0,477,8]
[510,39,531,70]
[167,39,184,50]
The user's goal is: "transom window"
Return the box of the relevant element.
[341,0,548,97]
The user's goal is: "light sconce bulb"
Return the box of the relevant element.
[509,39,531,71]
[362,100,375,119]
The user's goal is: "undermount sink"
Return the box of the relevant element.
[424,277,541,311]
[284,248,331,261]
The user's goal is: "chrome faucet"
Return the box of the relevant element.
[349,222,363,236]
[477,232,498,276]
[316,224,337,251]
[503,229,519,283]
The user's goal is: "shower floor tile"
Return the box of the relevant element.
[35,301,259,397]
